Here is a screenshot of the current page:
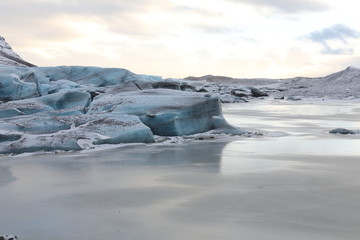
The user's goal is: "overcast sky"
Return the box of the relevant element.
[1,0,360,78]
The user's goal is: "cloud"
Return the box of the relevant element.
[226,0,329,13]
[308,24,359,43]
[192,24,236,34]
[0,0,177,43]
[321,47,354,55]
[307,24,360,55]
[0,0,172,16]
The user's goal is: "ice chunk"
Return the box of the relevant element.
[0,115,73,134]
[80,114,154,144]
[0,133,22,143]
[209,116,249,135]
[0,90,90,118]
[0,133,82,155]
[0,71,38,101]
[37,66,142,86]
[38,90,91,111]
[0,99,54,118]
[88,89,224,136]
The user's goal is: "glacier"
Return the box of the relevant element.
[0,65,248,154]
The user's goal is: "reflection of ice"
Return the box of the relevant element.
[0,166,16,188]
[220,141,287,174]
[221,156,283,174]
[223,101,360,135]
[221,134,360,174]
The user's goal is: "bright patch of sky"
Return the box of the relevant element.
[1,0,359,78]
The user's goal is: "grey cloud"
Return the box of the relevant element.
[191,24,256,43]
[0,0,171,17]
[193,24,236,34]
[321,47,354,55]
[227,0,329,13]
[307,24,360,55]
[0,0,175,40]
[174,5,223,18]
[308,24,360,43]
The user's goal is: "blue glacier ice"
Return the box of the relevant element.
[88,89,224,136]
[0,65,249,154]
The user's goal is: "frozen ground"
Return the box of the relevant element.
[1,101,360,240]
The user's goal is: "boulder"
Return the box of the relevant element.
[329,128,356,135]
[230,89,250,98]
[250,88,269,97]
[0,235,18,240]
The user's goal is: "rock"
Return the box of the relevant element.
[1,35,36,67]
[287,96,302,101]
[196,88,209,93]
[329,128,356,135]
[250,88,268,97]
[151,80,180,90]
[180,82,196,92]
[230,89,250,98]
[0,235,18,240]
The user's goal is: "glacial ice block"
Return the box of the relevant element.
[80,114,155,145]
[0,113,155,154]
[0,70,38,101]
[36,66,145,87]
[0,115,73,134]
[88,89,226,136]
[0,90,91,118]
[0,133,83,155]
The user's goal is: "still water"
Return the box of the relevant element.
[1,100,360,240]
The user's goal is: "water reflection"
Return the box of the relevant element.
[223,101,360,135]
[75,141,228,173]
[0,165,16,188]
[5,141,230,177]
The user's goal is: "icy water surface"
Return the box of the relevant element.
[1,100,360,240]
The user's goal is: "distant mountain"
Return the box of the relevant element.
[185,74,279,86]
[322,66,360,85]
[0,36,36,67]
[186,66,360,99]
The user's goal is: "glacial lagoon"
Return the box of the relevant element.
[1,100,360,240]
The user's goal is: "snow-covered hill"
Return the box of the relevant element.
[272,66,360,99]
[186,66,360,100]
[0,36,36,67]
